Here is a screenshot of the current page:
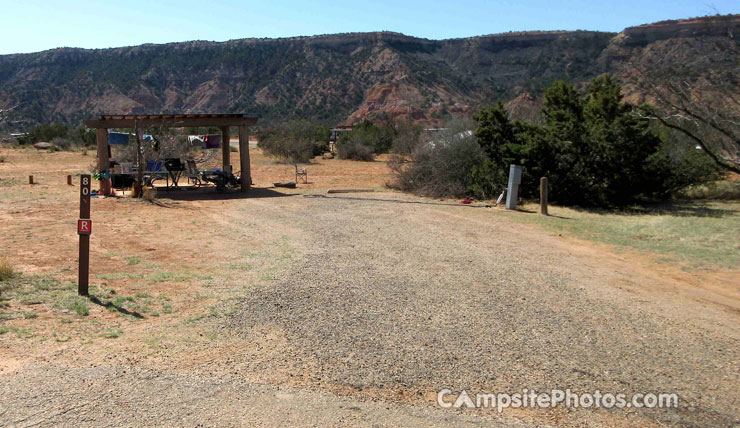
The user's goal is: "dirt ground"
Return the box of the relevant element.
[0,145,738,427]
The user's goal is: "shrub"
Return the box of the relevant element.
[259,134,314,163]
[679,180,740,200]
[390,119,485,197]
[391,121,424,157]
[337,140,374,161]
[337,120,394,156]
[75,127,96,147]
[51,137,73,150]
[0,260,15,282]
[259,120,330,163]
[16,123,96,149]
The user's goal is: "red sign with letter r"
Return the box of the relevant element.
[78,219,92,235]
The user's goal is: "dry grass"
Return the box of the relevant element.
[512,201,740,270]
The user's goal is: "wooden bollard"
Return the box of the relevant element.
[67,175,73,185]
[29,175,34,185]
[540,177,548,216]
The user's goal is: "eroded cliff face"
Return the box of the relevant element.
[0,15,738,129]
[600,15,740,106]
[620,15,740,46]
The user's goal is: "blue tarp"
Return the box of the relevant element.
[108,132,130,145]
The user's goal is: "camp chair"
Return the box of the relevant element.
[144,161,166,186]
[185,159,202,187]
[295,164,308,184]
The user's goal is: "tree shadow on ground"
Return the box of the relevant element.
[88,296,144,319]
[570,201,739,218]
[153,186,297,202]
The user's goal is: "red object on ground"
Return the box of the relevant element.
[461,198,472,204]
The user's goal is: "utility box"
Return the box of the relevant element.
[506,165,522,210]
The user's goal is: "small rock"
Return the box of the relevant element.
[34,141,53,150]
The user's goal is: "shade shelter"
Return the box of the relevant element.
[84,114,258,195]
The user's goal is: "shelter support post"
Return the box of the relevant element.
[221,126,231,172]
[238,125,251,191]
[135,125,143,197]
[96,128,111,196]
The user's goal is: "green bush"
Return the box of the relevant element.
[259,120,330,163]
[337,120,393,157]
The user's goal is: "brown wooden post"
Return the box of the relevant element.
[238,125,251,191]
[540,177,548,216]
[28,175,34,185]
[95,128,110,195]
[78,174,92,296]
[67,175,73,185]
[221,126,231,172]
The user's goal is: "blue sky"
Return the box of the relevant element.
[0,0,737,54]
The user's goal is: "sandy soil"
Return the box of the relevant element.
[0,145,738,427]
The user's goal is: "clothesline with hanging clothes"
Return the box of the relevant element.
[108,131,157,146]
[188,134,221,149]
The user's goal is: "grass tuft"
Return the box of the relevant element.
[100,328,123,339]
[0,260,16,282]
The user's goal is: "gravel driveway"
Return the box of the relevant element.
[228,193,740,427]
[1,191,738,427]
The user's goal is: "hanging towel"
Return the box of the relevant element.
[202,134,221,149]
[108,132,130,145]
[188,135,205,147]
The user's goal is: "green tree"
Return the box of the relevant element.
[471,77,712,206]
[473,102,525,192]
[580,75,663,205]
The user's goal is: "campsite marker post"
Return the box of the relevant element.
[78,174,91,296]
[540,177,548,216]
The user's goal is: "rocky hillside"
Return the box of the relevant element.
[0,15,738,130]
